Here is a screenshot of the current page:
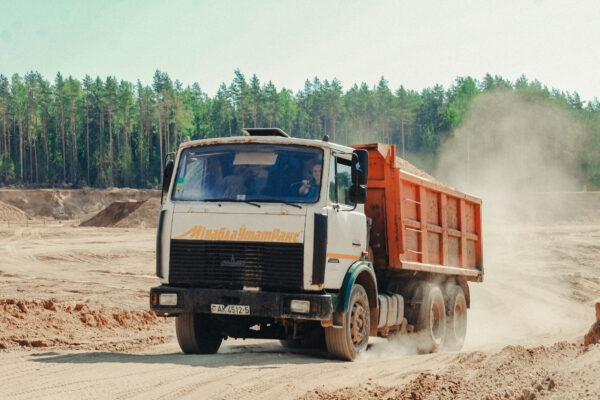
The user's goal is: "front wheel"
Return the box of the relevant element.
[325,284,370,361]
[175,312,223,354]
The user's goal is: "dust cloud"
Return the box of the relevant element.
[435,90,590,349]
[352,91,593,361]
[437,89,585,222]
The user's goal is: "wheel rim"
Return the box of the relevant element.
[453,299,467,339]
[430,298,444,341]
[350,301,368,346]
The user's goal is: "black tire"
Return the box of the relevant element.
[415,283,446,353]
[444,285,467,351]
[325,284,370,361]
[175,312,223,354]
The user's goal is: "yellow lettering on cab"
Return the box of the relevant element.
[176,224,302,243]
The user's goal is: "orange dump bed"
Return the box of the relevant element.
[352,143,483,282]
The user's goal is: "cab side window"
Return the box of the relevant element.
[329,156,353,206]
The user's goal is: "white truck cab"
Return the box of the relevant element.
[150,128,373,360]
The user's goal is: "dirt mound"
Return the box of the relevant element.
[300,341,597,400]
[0,201,30,221]
[584,301,600,346]
[0,298,171,351]
[0,188,160,220]
[0,189,61,218]
[80,198,161,228]
[114,197,162,228]
[80,201,145,227]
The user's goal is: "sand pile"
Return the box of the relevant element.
[0,201,30,221]
[80,201,146,227]
[0,188,160,220]
[0,298,171,351]
[0,189,70,218]
[300,342,597,400]
[114,197,162,228]
[584,301,600,346]
[79,198,161,228]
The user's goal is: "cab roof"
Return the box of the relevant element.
[178,129,354,154]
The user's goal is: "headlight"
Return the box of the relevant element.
[159,293,178,306]
[290,299,310,314]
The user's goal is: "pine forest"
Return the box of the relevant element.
[1,69,599,189]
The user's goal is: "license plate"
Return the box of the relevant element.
[211,304,250,315]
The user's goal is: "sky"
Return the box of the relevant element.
[1,0,599,102]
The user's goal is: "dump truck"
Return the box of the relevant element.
[150,128,483,360]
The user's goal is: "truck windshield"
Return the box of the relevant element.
[172,143,324,203]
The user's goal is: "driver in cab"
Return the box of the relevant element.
[298,162,321,197]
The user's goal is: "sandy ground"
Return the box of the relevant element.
[0,189,599,399]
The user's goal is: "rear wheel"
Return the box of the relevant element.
[175,312,223,354]
[415,283,446,353]
[444,285,467,351]
[325,284,370,361]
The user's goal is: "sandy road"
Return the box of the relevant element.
[0,223,157,309]
[1,216,599,399]
[2,333,598,400]
[0,339,444,400]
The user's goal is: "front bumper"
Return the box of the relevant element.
[150,285,334,320]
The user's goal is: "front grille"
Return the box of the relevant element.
[169,240,304,290]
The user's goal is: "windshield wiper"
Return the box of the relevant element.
[250,199,302,209]
[203,198,261,208]
[203,198,301,209]
[281,201,302,209]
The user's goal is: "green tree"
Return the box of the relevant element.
[446,76,479,129]
[35,73,52,183]
[248,74,262,128]
[373,77,395,144]
[64,76,82,184]
[414,84,448,155]
[262,81,279,127]
[135,81,155,186]
[24,72,40,183]
[0,75,12,181]
[480,73,512,92]
[82,75,94,184]
[152,70,175,172]
[230,69,249,130]
[115,80,135,186]
[213,83,235,137]
[395,85,420,157]
[188,83,210,138]
[342,82,374,143]
[172,80,195,146]
[104,76,119,186]
[89,77,108,186]
[54,73,68,182]
[276,88,296,134]
[10,74,27,181]
[322,79,343,141]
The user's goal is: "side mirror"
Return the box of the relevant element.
[162,160,174,193]
[352,149,368,185]
[349,185,367,204]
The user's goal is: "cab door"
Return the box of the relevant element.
[323,154,367,289]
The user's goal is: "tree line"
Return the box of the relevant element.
[1,69,599,188]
